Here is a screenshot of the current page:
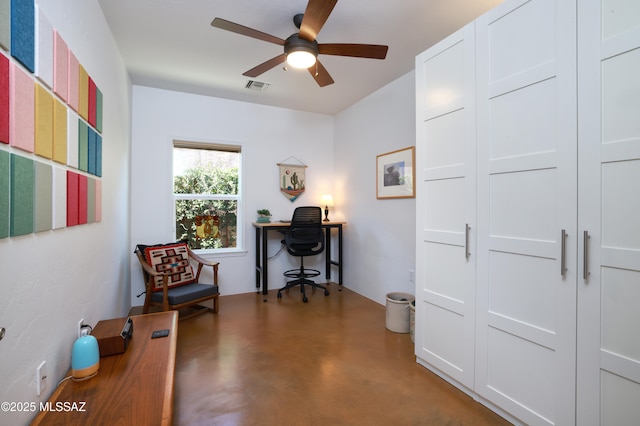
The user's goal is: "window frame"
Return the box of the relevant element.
[172,140,243,254]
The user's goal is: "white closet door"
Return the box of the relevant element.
[578,1,640,424]
[415,23,477,389]
[475,0,577,425]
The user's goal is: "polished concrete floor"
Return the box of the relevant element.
[170,285,511,425]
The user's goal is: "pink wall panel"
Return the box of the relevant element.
[0,54,8,144]
[67,50,79,112]
[10,63,35,152]
[53,30,68,102]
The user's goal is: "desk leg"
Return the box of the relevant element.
[262,227,269,295]
[255,227,261,292]
[325,228,332,280]
[338,225,343,286]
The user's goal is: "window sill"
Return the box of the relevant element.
[194,249,248,260]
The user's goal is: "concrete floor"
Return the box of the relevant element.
[170,285,511,425]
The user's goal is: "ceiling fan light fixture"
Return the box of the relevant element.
[284,34,319,69]
[286,49,316,69]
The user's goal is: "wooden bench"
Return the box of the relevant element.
[31,311,178,426]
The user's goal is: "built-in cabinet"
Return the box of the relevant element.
[415,0,640,425]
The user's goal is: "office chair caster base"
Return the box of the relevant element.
[303,296,308,303]
[324,290,330,296]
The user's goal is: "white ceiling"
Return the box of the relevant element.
[97,0,503,115]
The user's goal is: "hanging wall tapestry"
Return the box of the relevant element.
[278,157,306,202]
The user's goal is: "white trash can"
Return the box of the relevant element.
[409,300,416,343]
[385,292,415,333]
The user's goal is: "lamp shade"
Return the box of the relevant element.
[71,335,100,380]
[320,194,334,207]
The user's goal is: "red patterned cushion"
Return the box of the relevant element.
[144,243,195,291]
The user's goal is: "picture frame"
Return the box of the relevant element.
[376,146,415,199]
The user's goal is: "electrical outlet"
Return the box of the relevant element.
[36,361,47,396]
[77,318,85,338]
[409,269,415,282]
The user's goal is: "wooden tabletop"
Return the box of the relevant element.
[31,311,178,426]
[252,220,345,227]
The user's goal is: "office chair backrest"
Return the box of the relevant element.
[285,206,324,256]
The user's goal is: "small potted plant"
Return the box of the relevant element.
[256,209,272,223]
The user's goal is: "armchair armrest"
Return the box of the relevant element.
[187,246,220,285]
[187,246,219,267]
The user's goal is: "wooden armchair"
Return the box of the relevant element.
[135,242,220,320]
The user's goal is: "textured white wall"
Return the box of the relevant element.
[130,86,335,302]
[0,1,132,425]
[333,72,417,304]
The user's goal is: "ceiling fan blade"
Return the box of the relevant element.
[319,43,388,59]
[242,54,286,78]
[308,60,334,87]
[211,18,285,46]
[299,0,338,42]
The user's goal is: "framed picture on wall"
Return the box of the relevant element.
[376,146,415,199]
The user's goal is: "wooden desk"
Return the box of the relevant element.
[253,221,345,295]
[31,311,178,426]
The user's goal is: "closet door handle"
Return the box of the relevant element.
[561,229,567,277]
[465,223,470,260]
[583,230,590,280]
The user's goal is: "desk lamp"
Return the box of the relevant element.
[320,194,334,222]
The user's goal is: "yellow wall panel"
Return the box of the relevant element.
[34,84,53,159]
[53,97,67,164]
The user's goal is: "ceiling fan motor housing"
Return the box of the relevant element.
[285,34,319,57]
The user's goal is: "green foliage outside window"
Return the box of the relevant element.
[174,166,239,250]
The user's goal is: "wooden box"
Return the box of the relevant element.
[92,317,132,357]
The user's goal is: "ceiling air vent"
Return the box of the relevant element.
[245,80,270,92]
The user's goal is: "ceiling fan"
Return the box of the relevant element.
[211,0,388,87]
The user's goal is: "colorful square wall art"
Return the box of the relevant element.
[35,83,53,159]
[78,173,87,225]
[10,153,34,236]
[0,53,8,144]
[67,50,79,112]
[53,30,68,102]
[94,179,101,222]
[78,118,87,172]
[95,87,102,133]
[34,161,52,232]
[0,150,9,238]
[35,5,53,89]
[52,96,67,164]
[10,62,34,152]
[88,177,98,223]
[88,76,96,127]
[66,109,78,168]
[96,133,102,177]
[78,64,88,121]
[52,166,66,229]
[0,0,9,51]
[66,170,78,226]
[10,0,35,72]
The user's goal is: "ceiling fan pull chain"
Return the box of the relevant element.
[315,62,319,77]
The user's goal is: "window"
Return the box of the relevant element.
[173,141,241,251]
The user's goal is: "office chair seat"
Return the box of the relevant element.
[277,206,329,303]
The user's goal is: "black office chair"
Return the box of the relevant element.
[277,206,330,303]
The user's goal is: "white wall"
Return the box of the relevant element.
[0,1,132,425]
[333,72,416,304]
[130,72,416,307]
[130,86,334,302]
